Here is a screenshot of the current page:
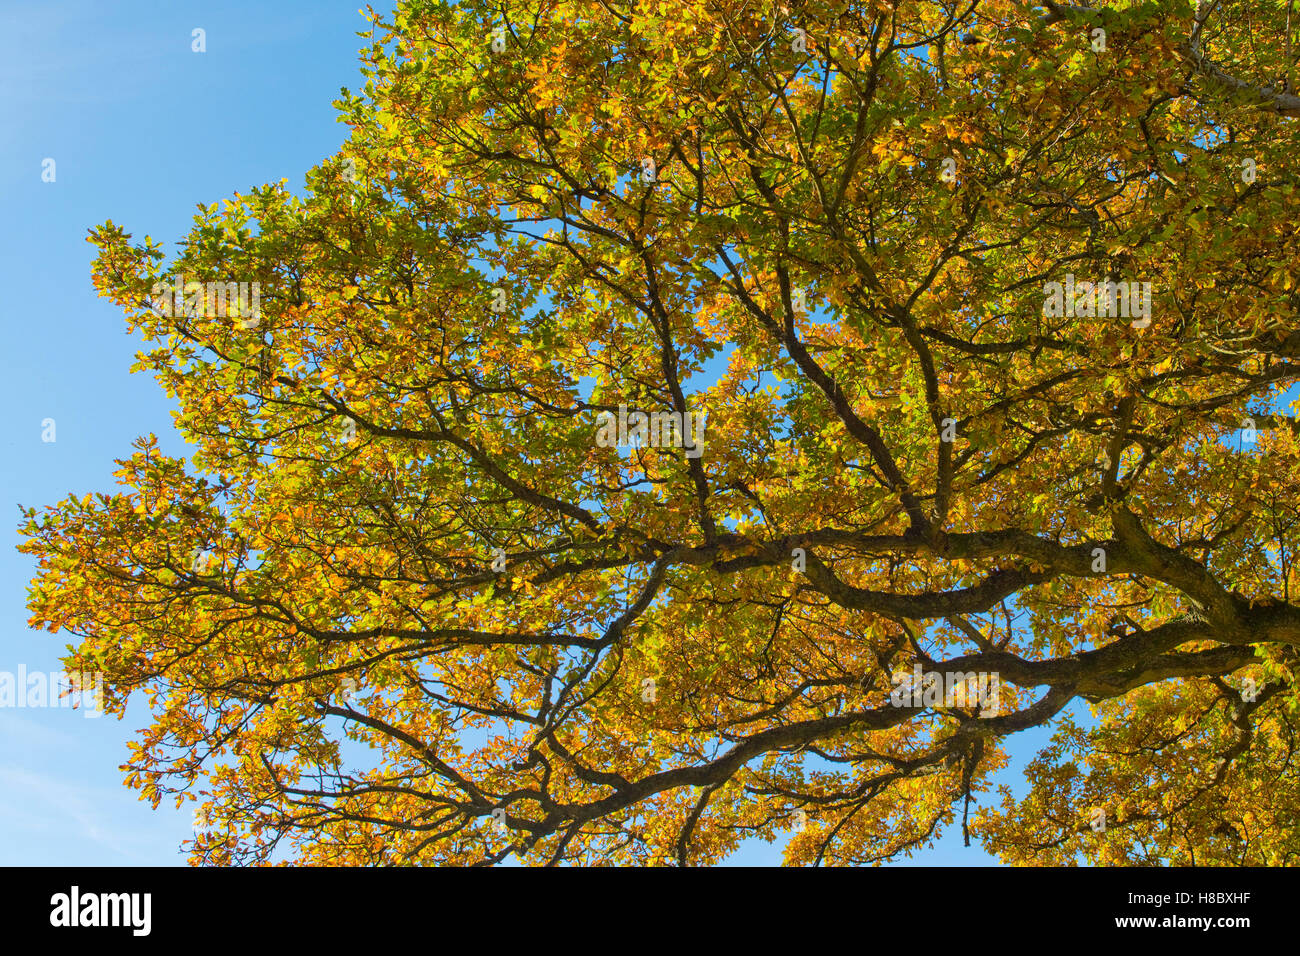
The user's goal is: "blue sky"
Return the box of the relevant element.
[0,0,1052,866]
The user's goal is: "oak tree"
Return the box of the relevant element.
[22,0,1300,864]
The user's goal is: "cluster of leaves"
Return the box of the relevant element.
[19,0,1300,864]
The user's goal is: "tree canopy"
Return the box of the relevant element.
[21,0,1300,865]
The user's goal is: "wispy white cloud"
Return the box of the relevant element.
[0,763,172,864]
[0,709,82,750]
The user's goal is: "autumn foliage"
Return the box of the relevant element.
[20,0,1300,865]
